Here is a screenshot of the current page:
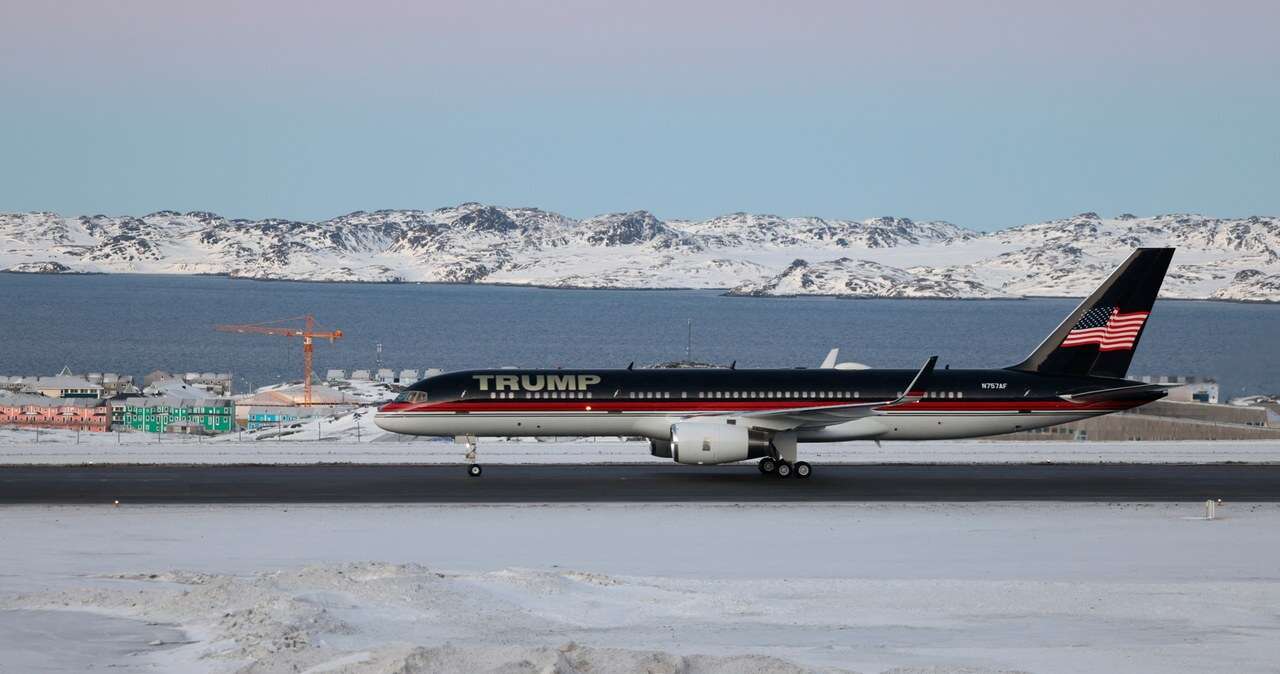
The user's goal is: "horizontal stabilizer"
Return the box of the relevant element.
[1059,382,1174,403]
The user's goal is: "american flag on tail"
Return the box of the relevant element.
[1061,306,1150,351]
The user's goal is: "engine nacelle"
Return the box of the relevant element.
[670,422,770,465]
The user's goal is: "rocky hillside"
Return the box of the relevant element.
[2,206,1278,301]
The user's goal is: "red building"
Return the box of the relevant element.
[0,394,111,432]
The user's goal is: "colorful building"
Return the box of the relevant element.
[233,384,352,429]
[113,397,235,434]
[0,394,111,432]
[244,406,303,430]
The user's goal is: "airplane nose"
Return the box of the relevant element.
[374,401,423,433]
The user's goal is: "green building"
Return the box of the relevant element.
[113,397,235,434]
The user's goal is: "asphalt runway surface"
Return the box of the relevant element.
[1,464,1278,503]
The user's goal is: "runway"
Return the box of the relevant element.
[1,463,1278,503]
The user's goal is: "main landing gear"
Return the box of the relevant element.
[758,457,812,479]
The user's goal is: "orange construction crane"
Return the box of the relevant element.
[214,315,343,405]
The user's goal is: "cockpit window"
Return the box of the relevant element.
[395,391,428,403]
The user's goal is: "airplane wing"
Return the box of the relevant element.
[731,356,937,430]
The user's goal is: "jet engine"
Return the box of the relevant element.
[670,422,771,465]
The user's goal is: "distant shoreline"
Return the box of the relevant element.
[3,269,1275,304]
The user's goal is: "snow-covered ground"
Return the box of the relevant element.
[2,424,1280,465]
[1,502,1277,673]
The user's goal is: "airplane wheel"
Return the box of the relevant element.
[774,461,792,478]
[758,457,777,474]
[467,464,483,477]
[794,461,812,479]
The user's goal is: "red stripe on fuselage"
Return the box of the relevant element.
[379,399,1137,414]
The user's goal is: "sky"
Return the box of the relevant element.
[1,0,1277,230]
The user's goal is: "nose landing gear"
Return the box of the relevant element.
[458,435,482,477]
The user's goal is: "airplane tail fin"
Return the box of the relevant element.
[1008,248,1174,379]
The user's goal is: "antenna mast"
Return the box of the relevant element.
[686,319,692,362]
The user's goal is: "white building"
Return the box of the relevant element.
[1135,375,1219,404]
[23,373,103,400]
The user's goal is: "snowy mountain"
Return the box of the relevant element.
[728,258,1011,299]
[2,205,1279,301]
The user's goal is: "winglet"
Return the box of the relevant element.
[896,355,937,405]
[820,348,839,369]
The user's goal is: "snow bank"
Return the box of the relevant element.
[2,503,1279,673]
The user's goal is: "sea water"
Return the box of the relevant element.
[0,273,1275,397]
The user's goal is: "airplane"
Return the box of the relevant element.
[376,248,1176,478]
